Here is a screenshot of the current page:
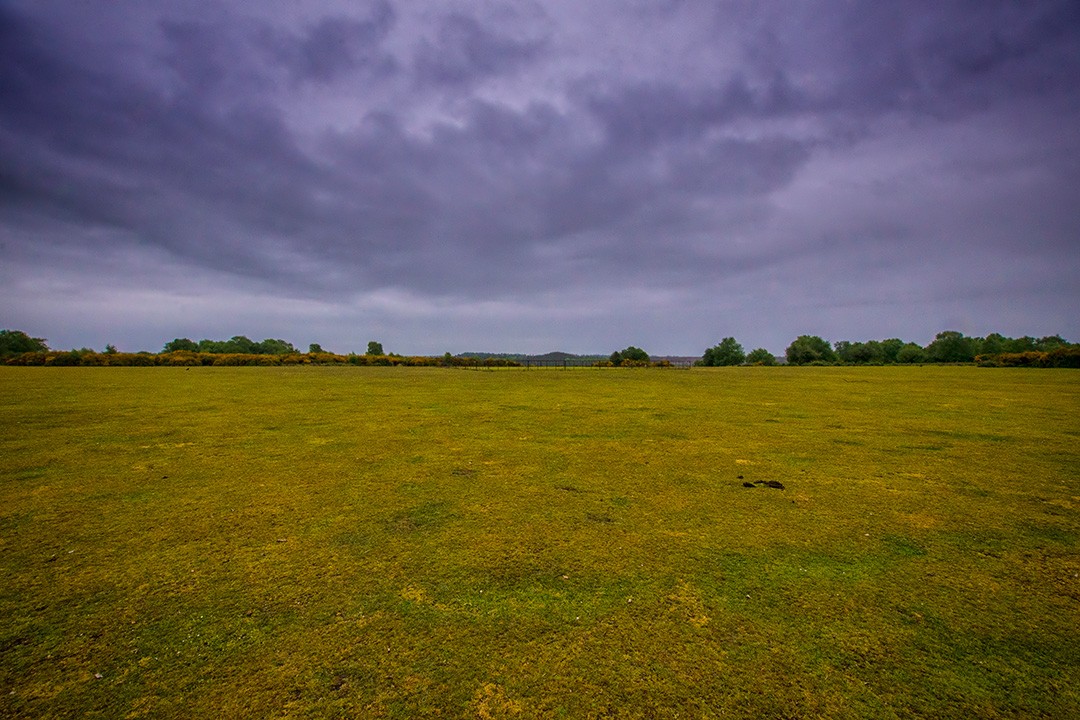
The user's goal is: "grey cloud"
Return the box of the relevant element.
[741,0,1080,121]
[1,7,341,283]
[158,19,277,105]
[320,91,805,291]
[260,1,398,84]
[160,8,397,100]
[413,12,546,87]
[582,74,805,149]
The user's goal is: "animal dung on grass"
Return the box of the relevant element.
[742,480,785,490]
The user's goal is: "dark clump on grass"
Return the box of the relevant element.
[743,479,786,489]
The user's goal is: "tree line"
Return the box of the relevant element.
[160,336,388,356]
[0,331,530,368]
[2,328,1077,368]
[698,331,1079,368]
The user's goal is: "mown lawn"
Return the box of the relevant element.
[1,365,1078,718]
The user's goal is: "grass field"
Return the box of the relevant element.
[1,366,1078,718]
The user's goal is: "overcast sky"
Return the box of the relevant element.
[2,1,1078,355]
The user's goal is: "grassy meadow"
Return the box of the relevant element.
[1,365,1078,718]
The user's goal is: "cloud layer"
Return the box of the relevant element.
[2,0,1078,353]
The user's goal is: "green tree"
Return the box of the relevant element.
[745,348,777,365]
[254,338,296,355]
[309,343,324,354]
[367,341,385,356]
[880,338,905,364]
[614,346,649,365]
[702,337,745,366]
[104,344,118,355]
[1036,335,1068,351]
[896,343,927,364]
[859,341,884,364]
[978,333,1008,356]
[0,329,49,356]
[609,350,623,366]
[836,340,883,364]
[926,331,976,363]
[785,335,836,365]
[225,336,257,354]
[163,338,199,353]
[1004,336,1037,353]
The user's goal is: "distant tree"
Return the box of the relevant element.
[836,340,883,364]
[702,337,745,366]
[745,348,777,365]
[609,350,623,366]
[163,338,199,353]
[225,336,257,354]
[0,329,49,356]
[896,342,927,364]
[367,341,384,356]
[925,331,976,363]
[254,338,296,355]
[978,333,1008,357]
[620,346,649,362]
[785,335,836,365]
[309,343,324,354]
[858,341,884,364]
[104,344,118,355]
[1036,335,1068,351]
[880,338,905,364]
[1005,336,1037,353]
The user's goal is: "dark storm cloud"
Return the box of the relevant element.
[739,0,1080,121]
[1,0,1078,352]
[1,4,387,285]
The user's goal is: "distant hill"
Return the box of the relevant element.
[457,351,607,363]
[527,351,608,363]
[456,352,526,361]
[458,351,706,364]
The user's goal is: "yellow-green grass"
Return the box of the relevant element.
[1,366,1078,718]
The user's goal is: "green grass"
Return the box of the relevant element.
[1,365,1078,718]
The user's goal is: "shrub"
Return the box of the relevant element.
[45,351,83,366]
[745,348,777,366]
[977,348,1080,368]
[161,351,202,366]
[1048,347,1080,368]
